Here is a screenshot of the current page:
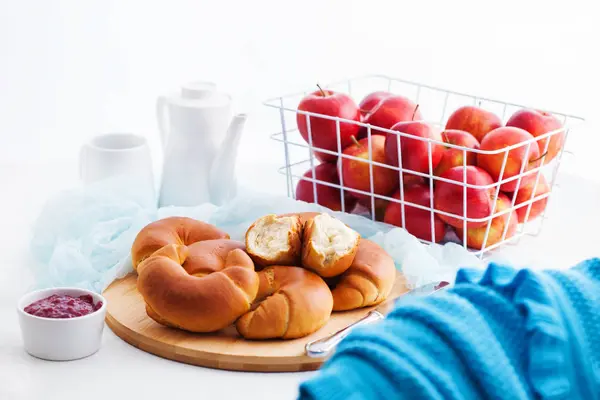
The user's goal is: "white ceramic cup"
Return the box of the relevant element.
[17,287,107,361]
[79,132,156,207]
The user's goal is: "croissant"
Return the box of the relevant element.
[330,239,396,311]
[236,265,333,339]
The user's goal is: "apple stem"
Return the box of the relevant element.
[477,100,482,108]
[412,104,420,121]
[351,135,361,148]
[530,151,549,164]
[316,84,328,97]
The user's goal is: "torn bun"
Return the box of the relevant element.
[245,214,303,267]
[301,213,360,278]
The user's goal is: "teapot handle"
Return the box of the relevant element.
[156,96,169,149]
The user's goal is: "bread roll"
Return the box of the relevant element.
[136,240,259,333]
[131,216,229,271]
[330,239,396,311]
[236,266,333,340]
[245,214,303,267]
[301,213,360,278]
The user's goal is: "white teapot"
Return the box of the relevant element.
[156,81,246,207]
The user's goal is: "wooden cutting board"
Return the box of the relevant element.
[103,272,408,373]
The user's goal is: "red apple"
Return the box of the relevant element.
[338,135,399,201]
[402,173,427,186]
[445,105,502,142]
[358,172,425,221]
[358,91,392,117]
[434,130,480,177]
[434,166,495,229]
[512,174,550,223]
[455,193,518,250]
[384,121,444,174]
[506,108,565,164]
[359,95,422,138]
[296,86,361,163]
[477,127,541,192]
[295,163,358,212]
[384,184,446,243]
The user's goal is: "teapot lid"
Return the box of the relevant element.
[166,81,231,109]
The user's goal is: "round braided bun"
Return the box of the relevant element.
[131,216,229,271]
[136,240,259,333]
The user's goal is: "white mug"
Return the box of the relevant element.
[79,133,156,208]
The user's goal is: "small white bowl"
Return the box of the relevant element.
[17,287,107,361]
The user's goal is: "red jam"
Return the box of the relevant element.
[24,294,103,319]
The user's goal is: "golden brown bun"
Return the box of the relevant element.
[131,216,229,271]
[245,214,303,267]
[331,239,396,311]
[301,213,360,278]
[136,240,259,333]
[236,266,333,340]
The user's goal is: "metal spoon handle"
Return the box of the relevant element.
[305,310,384,358]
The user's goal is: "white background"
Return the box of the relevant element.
[1,0,599,168]
[1,1,600,399]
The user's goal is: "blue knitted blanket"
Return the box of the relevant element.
[298,258,600,400]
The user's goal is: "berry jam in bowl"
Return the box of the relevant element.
[17,287,107,361]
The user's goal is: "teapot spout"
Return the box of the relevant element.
[221,113,247,157]
[227,113,248,142]
[208,113,248,206]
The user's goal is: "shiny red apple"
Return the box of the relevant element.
[296,86,361,162]
[384,120,444,174]
[455,193,518,250]
[295,163,358,212]
[358,91,392,117]
[402,173,426,186]
[477,127,541,192]
[512,173,550,223]
[384,183,446,243]
[359,95,422,138]
[434,166,495,229]
[506,108,565,164]
[337,135,399,201]
[445,105,502,142]
[434,129,480,177]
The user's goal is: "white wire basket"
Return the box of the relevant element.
[263,74,585,259]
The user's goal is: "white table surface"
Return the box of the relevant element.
[1,142,599,400]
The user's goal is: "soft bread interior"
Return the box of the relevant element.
[247,215,294,258]
[310,214,359,258]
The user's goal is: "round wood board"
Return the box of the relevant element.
[103,272,408,373]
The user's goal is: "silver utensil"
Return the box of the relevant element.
[305,280,449,358]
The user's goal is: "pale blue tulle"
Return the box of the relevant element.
[28,176,484,294]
